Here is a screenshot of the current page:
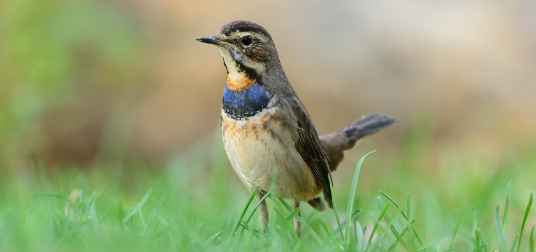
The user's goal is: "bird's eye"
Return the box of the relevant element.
[241,36,253,46]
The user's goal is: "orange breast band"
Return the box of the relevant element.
[227,72,255,91]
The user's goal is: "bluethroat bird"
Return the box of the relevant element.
[196,20,395,235]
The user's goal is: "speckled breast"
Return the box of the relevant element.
[220,83,321,201]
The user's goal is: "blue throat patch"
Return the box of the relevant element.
[222,82,272,119]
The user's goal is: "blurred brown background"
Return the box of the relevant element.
[1,0,535,170]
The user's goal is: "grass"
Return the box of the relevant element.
[0,131,535,251]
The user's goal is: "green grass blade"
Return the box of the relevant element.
[371,190,415,252]
[478,229,487,252]
[503,180,513,231]
[530,226,535,252]
[231,185,259,235]
[238,186,275,241]
[386,226,409,251]
[417,238,439,251]
[334,210,361,236]
[381,191,408,220]
[516,193,533,252]
[122,187,152,223]
[381,190,425,248]
[470,206,478,252]
[34,192,72,203]
[142,192,167,235]
[345,150,375,245]
[366,202,390,252]
[473,228,481,252]
[448,217,461,250]
[320,221,338,244]
[278,197,292,211]
[243,187,275,226]
[285,207,300,221]
[84,191,97,218]
[496,205,507,251]
[137,202,147,227]
[355,220,365,251]
[510,234,519,252]
[273,207,300,241]
[88,202,101,234]
[406,192,413,250]
[377,196,410,251]
[329,174,344,241]
[295,214,323,245]
[206,231,223,245]
[277,198,324,245]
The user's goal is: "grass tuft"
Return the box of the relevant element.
[516,192,533,252]
[1,138,536,252]
[345,150,375,247]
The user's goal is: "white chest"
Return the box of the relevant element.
[221,108,321,201]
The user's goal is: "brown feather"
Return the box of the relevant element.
[320,113,395,172]
[289,98,333,208]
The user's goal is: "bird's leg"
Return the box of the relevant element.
[293,199,301,236]
[257,191,269,232]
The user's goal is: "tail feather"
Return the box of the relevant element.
[319,113,395,172]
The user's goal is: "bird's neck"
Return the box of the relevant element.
[226,70,254,91]
[222,81,272,120]
[218,47,265,92]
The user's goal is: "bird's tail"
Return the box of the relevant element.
[319,113,395,172]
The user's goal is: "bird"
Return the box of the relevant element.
[196,20,395,235]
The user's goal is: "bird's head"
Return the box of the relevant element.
[196,20,281,90]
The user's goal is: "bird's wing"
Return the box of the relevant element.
[289,98,333,207]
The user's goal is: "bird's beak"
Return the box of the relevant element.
[196,35,223,45]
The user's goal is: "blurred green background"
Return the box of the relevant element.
[1,0,536,250]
